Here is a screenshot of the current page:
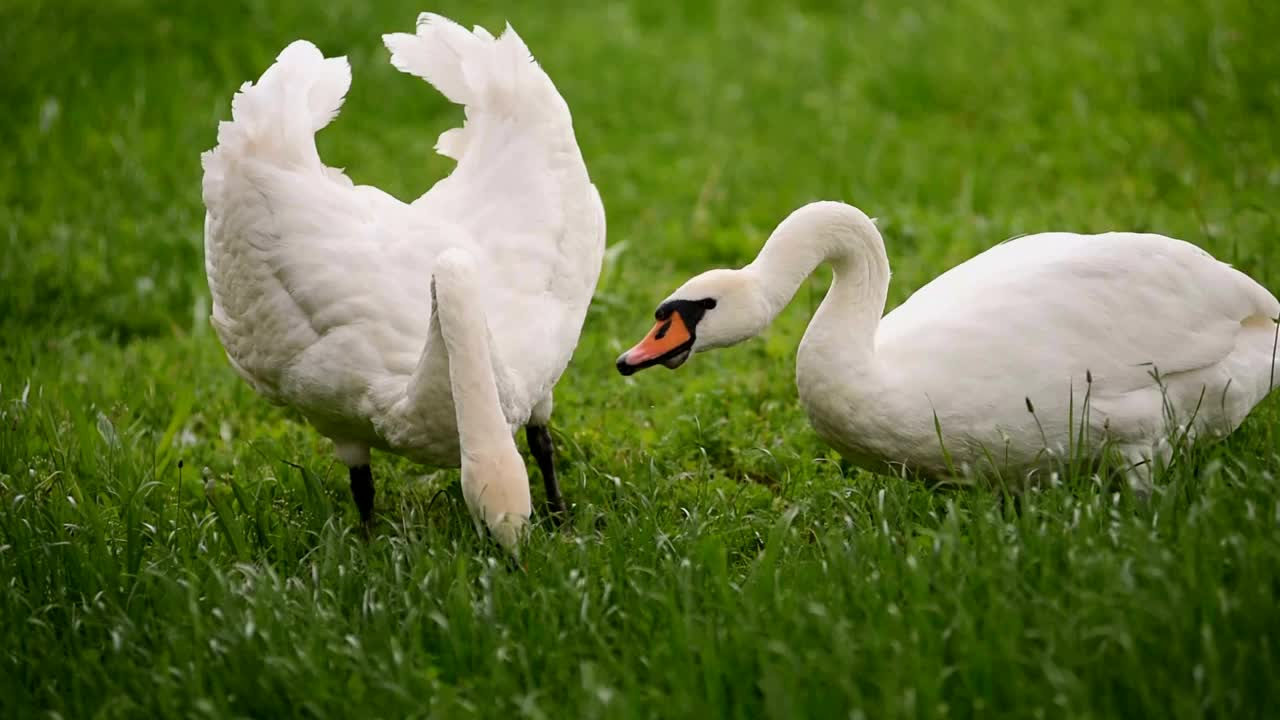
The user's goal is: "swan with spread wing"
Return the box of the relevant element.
[202,13,605,550]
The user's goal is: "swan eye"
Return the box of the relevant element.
[701,298,717,309]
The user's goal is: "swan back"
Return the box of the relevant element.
[879,232,1276,390]
[851,232,1279,472]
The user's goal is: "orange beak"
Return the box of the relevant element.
[616,311,694,375]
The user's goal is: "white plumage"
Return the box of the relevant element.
[620,202,1278,489]
[202,13,605,548]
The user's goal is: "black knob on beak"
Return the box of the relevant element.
[616,354,637,376]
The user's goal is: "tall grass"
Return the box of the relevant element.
[2,0,1279,717]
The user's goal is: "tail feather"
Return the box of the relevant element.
[203,40,351,188]
[382,13,565,162]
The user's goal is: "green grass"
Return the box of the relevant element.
[3,0,1280,717]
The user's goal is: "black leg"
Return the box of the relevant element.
[349,464,374,526]
[525,425,565,521]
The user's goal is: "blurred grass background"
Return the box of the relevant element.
[2,0,1279,717]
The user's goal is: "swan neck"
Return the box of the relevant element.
[749,203,890,349]
[432,269,512,454]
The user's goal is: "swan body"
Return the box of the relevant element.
[202,14,605,547]
[618,202,1278,486]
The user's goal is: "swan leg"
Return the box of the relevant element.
[349,465,375,525]
[526,425,565,521]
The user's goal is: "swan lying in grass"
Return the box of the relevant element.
[202,13,605,550]
[617,201,1278,489]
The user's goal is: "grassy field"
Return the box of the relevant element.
[3,0,1280,717]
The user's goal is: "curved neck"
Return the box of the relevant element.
[747,202,890,366]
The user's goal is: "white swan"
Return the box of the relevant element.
[617,201,1278,488]
[201,13,605,549]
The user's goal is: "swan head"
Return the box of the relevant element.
[460,445,532,556]
[616,268,770,375]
